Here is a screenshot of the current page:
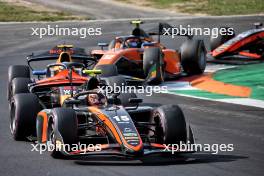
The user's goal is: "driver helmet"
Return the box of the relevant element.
[51,52,72,76]
[125,38,141,48]
[87,93,106,106]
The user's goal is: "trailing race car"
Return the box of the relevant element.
[208,22,264,61]
[7,44,97,101]
[91,20,207,85]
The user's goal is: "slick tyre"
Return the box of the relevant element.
[95,64,118,77]
[7,65,30,100]
[150,104,187,144]
[47,108,78,158]
[181,40,206,75]
[11,77,31,96]
[103,75,127,88]
[10,93,41,140]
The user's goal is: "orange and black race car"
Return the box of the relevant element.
[208,22,264,62]
[91,20,207,85]
[36,90,195,158]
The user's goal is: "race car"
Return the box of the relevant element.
[7,44,97,101]
[27,44,97,69]
[208,22,264,61]
[35,90,195,158]
[91,20,207,85]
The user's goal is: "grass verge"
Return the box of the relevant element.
[0,1,88,22]
[117,0,264,15]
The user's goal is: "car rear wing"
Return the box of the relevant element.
[150,23,193,42]
[26,54,96,70]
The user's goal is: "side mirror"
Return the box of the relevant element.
[32,70,47,76]
[98,43,109,50]
[129,98,143,104]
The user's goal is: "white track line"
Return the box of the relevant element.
[0,14,263,25]
[165,91,264,109]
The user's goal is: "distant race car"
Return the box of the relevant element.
[208,22,264,61]
[91,20,207,85]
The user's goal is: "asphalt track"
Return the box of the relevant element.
[25,0,185,19]
[0,16,264,176]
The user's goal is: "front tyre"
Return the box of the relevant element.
[47,108,78,158]
[149,104,187,144]
[10,93,41,140]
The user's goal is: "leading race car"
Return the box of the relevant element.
[91,20,207,85]
[208,22,264,62]
[36,90,195,158]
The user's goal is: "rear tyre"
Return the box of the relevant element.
[143,47,164,85]
[7,65,30,100]
[11,77,31,96]
[103,76,137,106]
[48,108,78,158]
[102,75,127,97]
[103,75,126,88]
[210,27,235,51]
[181,40,206,75]
[149,104,187,144]
[95,64,118,77]
[10,93,41,140]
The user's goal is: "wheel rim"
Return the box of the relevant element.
[153,112,165,143]
[47,118,55,145]
[10,103,16,134]
[8,83,13,101]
